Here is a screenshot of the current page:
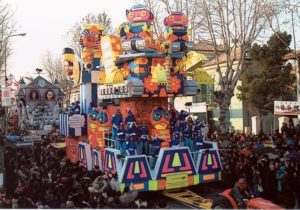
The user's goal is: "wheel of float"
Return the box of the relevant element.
[211,195,233,209]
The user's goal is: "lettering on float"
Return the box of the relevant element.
[97,84,132,96]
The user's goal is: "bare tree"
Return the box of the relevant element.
[66,12,114,56]
[0,0,16,82]
[143,0,199,40]
[42,51,67,91]
[143,0,166,37]
[193,0,278,133]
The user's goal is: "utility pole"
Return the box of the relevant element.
[2,33,26,134]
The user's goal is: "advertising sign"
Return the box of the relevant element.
[1,87,11,106]
[190,102,207,113]
[274,101,300,116]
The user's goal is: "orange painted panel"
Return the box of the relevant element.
[133,183,145,190]
[66,136,87,163]
[203,174,216,181]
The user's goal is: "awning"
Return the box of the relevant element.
[191,68,214,85]
[184,51,208,71]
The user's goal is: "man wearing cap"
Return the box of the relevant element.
[74,101,81,114]
[125,109,136,128]
[126,135,137,156]
[183,120,193,151]
[149,135,165,168]
[232,177,254,208]
[126,122,138,140]
[192,119,205,136]
[178,110,188,129]
[171,121,183,141]
[169,106,178,134]
[111,109,123,141]
[170,133,180,148]
[138,121,149,155]
[194,130,205,151]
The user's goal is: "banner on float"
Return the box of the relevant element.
[1,87,11,106]
[274,101,300,116]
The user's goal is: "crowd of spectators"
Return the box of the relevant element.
[0,111,300,209]
[1,138,163,209]
[215,121,300,208]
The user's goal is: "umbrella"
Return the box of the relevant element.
[285,152,300,160]
[240,149,253,156]
[266,153,279,160]
[252,146,273,155]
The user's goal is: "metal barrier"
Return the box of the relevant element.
[104,137,116,149]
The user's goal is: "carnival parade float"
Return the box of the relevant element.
[16,74,65,133]
[60,4,222,191]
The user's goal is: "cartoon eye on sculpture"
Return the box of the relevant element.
[150,106,169,130]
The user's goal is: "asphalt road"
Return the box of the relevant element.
[139,181,225,209]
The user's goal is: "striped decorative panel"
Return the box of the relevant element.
[59,113,88,137]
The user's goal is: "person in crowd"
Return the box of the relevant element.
[263,162,277,202]
[111,108,123,141]
[232,177,254,209]
[281,122,289,137]
[119,183,138,208]
[276,165,286,198]
[109,174,120,192]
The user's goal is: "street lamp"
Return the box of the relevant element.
[4,33,27,86]
[3,32,26,133]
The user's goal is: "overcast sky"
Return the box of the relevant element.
[4,0,135,79]
[3,0,300,80]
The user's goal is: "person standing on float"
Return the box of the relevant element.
[116,122,126,155]
[111,108,123,141]
[138,121,149,155]
[149,135,165,168]
[125,109,136,128]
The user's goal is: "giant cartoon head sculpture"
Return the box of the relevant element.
[97,110,109,125]
[79,24,104,49]
[164,12,188,27]
[150,106,169,129]
[126,4,154,23]
[63,48,75,76]
[80,24,104,70]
